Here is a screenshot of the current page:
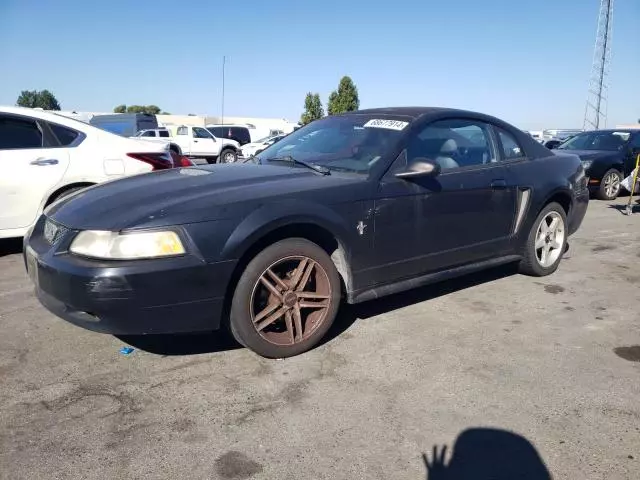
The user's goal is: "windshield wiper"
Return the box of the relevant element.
[264,155,330,175]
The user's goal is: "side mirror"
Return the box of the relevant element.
[395,158,441,179]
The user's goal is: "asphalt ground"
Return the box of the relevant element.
[1,198,639,479]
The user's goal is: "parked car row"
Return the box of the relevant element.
[134,126,241,164]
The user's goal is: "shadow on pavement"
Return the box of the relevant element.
[117,263,518,357]
[0,238,23,258]
[608,201,640,215]
[423,427,552,479]
[322,262,519,347]
[116,330,242,356]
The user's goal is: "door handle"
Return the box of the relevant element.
[30,158,59,166]
[193,140,199,143]
[491,179,507,189]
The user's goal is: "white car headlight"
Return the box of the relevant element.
[70,230,185,260]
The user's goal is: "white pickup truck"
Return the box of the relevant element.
[133,126,240,164]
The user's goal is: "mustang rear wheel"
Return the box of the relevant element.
[229,238,341,358]
[518,202,567,277]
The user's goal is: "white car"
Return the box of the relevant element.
[0,106,184,239]
[240,133,286,158]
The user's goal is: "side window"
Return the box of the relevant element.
[192,127,212,139]
[408,119,495,170]
[0,115,44,150]
[630,134,640,149]
[49,123,81,146]
[140,130,155,137]
[159,130,170,138]
[176,126,188,136]
[496,127,525,160]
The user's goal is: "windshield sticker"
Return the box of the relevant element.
[613,132,630,140]
[363,119,409,131]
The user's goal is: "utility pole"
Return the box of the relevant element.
[583,0,614,130]
[221,55,226,126]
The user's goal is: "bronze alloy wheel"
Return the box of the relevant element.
[250,256,331,346]
[229,238,341,358]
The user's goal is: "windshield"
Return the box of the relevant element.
[255,115,408,173]
[557,131,630,152]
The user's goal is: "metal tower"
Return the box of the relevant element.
[583,0,614,130]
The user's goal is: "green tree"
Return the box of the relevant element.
[300,92,324,125]
[326,76,359,115]
[16,89,61,110]
[113,105,165,114]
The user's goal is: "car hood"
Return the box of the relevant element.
[555,149,622,162]
[46,164,368,231]
[220,138,240,148]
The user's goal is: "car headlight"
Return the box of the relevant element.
[70,230,185,260]
[581,160,593,170]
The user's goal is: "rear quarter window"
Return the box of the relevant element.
[49,123,82,146]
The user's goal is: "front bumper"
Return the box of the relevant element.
[24,217,235,335]
[567,188,589,236]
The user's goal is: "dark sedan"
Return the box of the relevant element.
[23,107,589,358]
[553,129,640,200]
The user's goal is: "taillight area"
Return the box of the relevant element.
[169,151,195,167]
[127,152,174,170]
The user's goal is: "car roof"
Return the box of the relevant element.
[580,129,636,134]
[350,106,454,118]
[341,107,517,126]
[1,105,71,121]
[0,105,96,131]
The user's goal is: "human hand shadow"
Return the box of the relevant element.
[423,445,448,479]
[422,428,552,480]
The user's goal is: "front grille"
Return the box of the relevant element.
[43,218,70,245]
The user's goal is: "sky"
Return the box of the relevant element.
[0,0,638,130]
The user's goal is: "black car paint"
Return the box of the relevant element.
[24,107,589,335]
[556,130,640,185]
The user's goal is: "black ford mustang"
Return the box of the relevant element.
[23,107,589,358]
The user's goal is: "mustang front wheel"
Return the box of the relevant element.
[229,238,341,358]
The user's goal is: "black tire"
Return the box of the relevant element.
[48,186,89,205]
[229,238,341,358]
[219,148,237,164]
[518,202,568,277]
[596,168,623,200]
[169,144,182,156]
